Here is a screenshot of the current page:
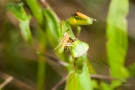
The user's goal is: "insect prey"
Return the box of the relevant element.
[54,31,76,52]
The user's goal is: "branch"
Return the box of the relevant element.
[0,71,36,90]
[39,0,60,22]
[90,74,118,80]
[0,76,13,89]
[36,52,68,66]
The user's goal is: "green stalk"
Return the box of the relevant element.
[37,40,46,90]
[23,1,46,89]
[76,26,81,38]
[24,0,44,26]
[37,54,46,90]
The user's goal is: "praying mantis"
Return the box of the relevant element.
[7,3,116,90]
[53,12,97,90]
[55,12,97,55]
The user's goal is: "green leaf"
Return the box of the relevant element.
[65,63,93,90]
[106,0,129,78]
[7,3,32,45]
[43,10,70,63]
[70,40,89,58]
[7,3,27,21]
[44,9,59,39]
[19,20,33,45]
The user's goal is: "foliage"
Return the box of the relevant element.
[7,3,33,45]
[4,0,132,90]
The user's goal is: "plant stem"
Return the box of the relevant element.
[37,29,46,90]
[76,26,81,38]
[24,0,44,27]
[37,55,46,90]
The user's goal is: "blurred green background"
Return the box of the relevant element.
[0,0,135,90]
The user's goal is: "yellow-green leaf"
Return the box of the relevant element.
[7,3,32,45]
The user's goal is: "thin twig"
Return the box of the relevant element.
[37,52,68,66]
[90,74,118,80]
[39,0,60,22]
[0,76,13,89]
[0,71,36,90]
[39,0,48,8]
